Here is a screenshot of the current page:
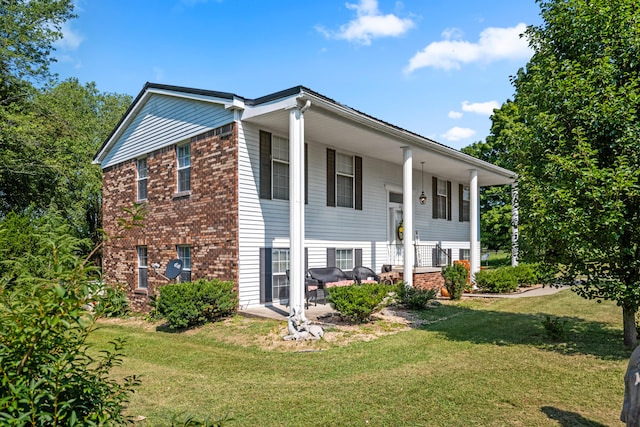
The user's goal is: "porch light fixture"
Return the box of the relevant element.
[419,162,427,205]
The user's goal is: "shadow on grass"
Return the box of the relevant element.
[541,406,609,427]
[417,304,628,360]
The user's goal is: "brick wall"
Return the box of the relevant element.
[101,123,239,311]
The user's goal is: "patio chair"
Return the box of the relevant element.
[352,266,382,284]
[308,267,356,304]
[285,270,320,308]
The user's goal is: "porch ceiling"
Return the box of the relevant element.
[242,97,516,187]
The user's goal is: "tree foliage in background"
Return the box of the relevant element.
[493,0,640,346]
[0,0,131,246]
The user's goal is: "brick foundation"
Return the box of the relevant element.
[101,123,239,311]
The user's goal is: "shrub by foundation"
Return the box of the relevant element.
[327,283,390,322]
[395,282,437,309]
[442,264,470,300]
[156,278,238,329]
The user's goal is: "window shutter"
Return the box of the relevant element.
[259,248,272,303]
[355,156,363,210]
[354,248,363,268]
[305,248,309,272]
[459,184,464,222]
[327,248,336,267]
[259,131,272,199]
[305,143,308,205]
[432,177,438,219]
[448,249,452,266]
[447,181,452,221]
[326,149,336,207]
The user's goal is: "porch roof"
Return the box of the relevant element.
[242,86,515,187]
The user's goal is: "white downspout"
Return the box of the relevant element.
[403,147,414,287]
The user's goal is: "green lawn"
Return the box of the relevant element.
[94,290,629,426]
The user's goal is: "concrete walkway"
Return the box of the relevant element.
[239,285,570,321]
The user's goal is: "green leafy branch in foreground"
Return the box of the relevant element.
[0,205,145,426]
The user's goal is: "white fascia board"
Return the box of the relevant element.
[299,91,516,182]
[240,95,301,120]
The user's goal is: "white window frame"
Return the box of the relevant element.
[336,153,354,208]
[462,185,470,222]
[272,135,289,201]
[137,246,148,289]
[136,158,148,201]
[272,248,290,300]
[436,178,449,219]
[336,248,354,270]
[177,245,191,283]
[177,143,191,193]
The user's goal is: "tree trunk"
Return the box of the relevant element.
[623,305,638,348]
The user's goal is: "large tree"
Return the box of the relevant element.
[500,0,640,346]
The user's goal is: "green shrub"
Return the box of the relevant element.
[0,210,142,426]
[156,278,238,329]
[327,283,390,322]
[395,282,437,309]
[475,268,519,293]
[91,282,130,317]
[442,263,469,300]
[511,264,539,287]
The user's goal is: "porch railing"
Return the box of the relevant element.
[387,243,452,268]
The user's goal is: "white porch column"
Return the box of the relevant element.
[289,103,309,317]
[511,181,519,266]
[402,147,414,287]
[469,169,480,282]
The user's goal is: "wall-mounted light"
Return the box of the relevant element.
[419,161,427,205]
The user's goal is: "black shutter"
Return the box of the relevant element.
[259,131,272,199]
[355,156,363,210]
[305,143,308,205]
[327,248,336,268]
[448,249,452,266]
[354,248,363,268]
[259,248,272,303]
[327,149,336,207]
[305,248,309,272]
[432,177,438,219]
[447,181,452,221]
[459,184,464,222]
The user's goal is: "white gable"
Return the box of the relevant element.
[100,93,234,168]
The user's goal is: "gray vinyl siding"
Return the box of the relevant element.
[101,94,234,168]
[237,122,472,307]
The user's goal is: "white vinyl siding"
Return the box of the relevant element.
[100,94,234,168]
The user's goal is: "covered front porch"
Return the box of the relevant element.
[241,86,516,315]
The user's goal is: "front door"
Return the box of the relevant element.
[388,191,404,265]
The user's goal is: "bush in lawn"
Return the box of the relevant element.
[90,281,130,317]
[327,283,390,322]
[475,268,519,293]
[0,209,142,426]
[511,264,539,287]
[395,282,437,309]
[442,263,469,300]
[156,278,238,329]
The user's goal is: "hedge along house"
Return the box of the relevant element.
[94,83,516,313]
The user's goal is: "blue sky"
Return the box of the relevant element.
[51,0,541,150]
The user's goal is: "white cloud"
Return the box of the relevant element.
[441,127,476,142]
[461,100,499,116]
[316,0,415,45]
[448,110,463,119]
[54,22,84,51]
[405,23,531,73]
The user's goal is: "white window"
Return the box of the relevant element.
[436,178,449,219]
[336,153,354,208]
[272,248,290,300]
[462,186,470,222]
[136,158,148,201]
[460,248,470,261]
[177,144,191,193]
[177,245,191,282]
[137,246,148,289]
[272,136,289,200]
[336,249,354,270]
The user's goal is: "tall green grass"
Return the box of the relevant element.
[94,290,628,426]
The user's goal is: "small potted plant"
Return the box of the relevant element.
[441,263,470,300]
